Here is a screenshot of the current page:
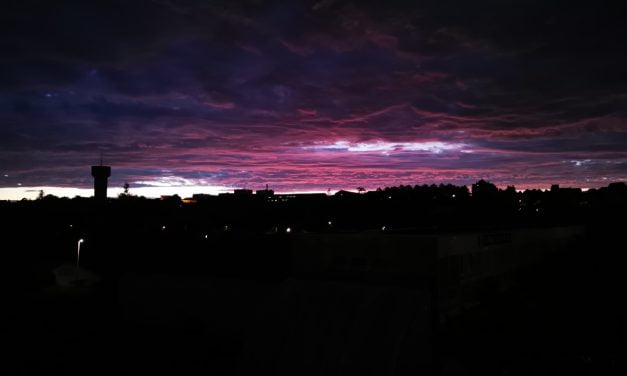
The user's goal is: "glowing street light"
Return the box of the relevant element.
[76,238,84,268]
[286,227,292,233]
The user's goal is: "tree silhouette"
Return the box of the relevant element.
[119,182,132,199]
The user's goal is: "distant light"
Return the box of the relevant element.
[17,183,21,186]
[161,225,166,230]
[3,174,7,177]
[204,234,208,239]
[286,227,291,233]
[224,225,229,231]
[388,196,392,199]
[382,226,386,231]
[69,224,73,228]
[78,238,84,243]
[535,208,539,212]
[452,194,456,198]
[328,221,332,226]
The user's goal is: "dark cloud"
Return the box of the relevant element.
[1,0,627,194]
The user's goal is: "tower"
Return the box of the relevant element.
[91,164,111,201]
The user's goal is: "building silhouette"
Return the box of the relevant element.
[91,164,111,201]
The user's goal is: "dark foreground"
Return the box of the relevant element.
[5,224,627,376]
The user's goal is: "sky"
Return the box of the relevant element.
[2,0,627,199]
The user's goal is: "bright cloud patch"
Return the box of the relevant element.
[133,175,229,189]
[306,140,466,154]
[570,160,592,167]
[131,175,233,196]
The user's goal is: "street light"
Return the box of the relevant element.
[77,238,84,268]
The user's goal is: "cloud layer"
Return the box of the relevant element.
[2,0,627,195]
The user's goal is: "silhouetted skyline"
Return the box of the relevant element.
[2,161,626,201]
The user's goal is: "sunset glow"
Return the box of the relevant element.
[2,1,626,199]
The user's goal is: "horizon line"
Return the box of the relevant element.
[1,181,621,201]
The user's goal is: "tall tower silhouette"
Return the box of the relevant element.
[91,157,111,201]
